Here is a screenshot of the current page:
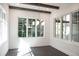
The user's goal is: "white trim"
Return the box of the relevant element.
[35,19,37,37]
[26,18,28,37]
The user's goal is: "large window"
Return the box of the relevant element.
[18,18,44,37]
[55,14,70,40]
[55,10,79,43]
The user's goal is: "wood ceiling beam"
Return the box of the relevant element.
[24,3,59,9]
[9,6,51,14]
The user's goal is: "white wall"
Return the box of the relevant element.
[50,4,79,56]
[9,8,50,49]
[0,4,9,56]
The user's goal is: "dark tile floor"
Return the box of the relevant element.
[6,48,33,56]
[6,49,18,56]
[31,46,68,56]
[6,46,68,56]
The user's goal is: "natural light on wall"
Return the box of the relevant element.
[17,38,31,56]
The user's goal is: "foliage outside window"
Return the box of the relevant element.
[28,19,35,37]
[18,18,26,37]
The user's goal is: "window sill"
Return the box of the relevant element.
[18,37,45,38]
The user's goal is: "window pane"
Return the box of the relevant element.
[62,15,70,40]
[36,19,44,37]
[18,31,22,37]
[72,11,79,42]
[0,19,3,41]
[0,9,3,41]
[40,20,44,36]
[55,18,61,38]
[36,19,40,37]
[28,19,35,37]
[18,18,26,37]
[66,14,71,21]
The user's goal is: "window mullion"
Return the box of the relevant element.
[61,18,63,39]
[27,18,28,37]
[35,19,37,37]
